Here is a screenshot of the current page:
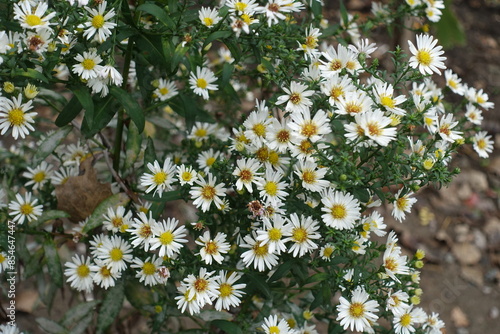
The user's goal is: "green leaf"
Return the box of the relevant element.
[33,125,72,166]
[124,280,154,310]
[72,86,95,129]
[210,320,243,334]
[203,30,232,49]
[135,33,167,68]
[224,39,241,63]
[339,0,349,29]
[36,317,68,334]
[12,68,49,83]
[61,300,100,328]
[23,247,45,279]
[69,313,94,334]
[81,95,117,137]
[199,310,233,322]
[181,94,197,131]
[29,210,69,228]
[141,189,181,202]
[221,63,234,87]
[82,193,130,234]
[96,281,124,334]
[304,272,329,285]
[245,272,271,299]
[55,96,82,127]
[434,0,466,49]
[124,121,142,171]
[268,261,293,283]
[144,136,157,166]
[43,239,63,288]
[137,3,175,29]
[110,86,145,132]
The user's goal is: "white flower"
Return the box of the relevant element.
[473,131,494,159]
[276,81,315,114]
[386,290,410,314]
[336,286,380,332]
[408,34,446,75]
[345,109,398,147]
[175,284,201,315]
[321,189,361,230]
[319,44,359,77]
[266,118,296,153]
[214,270,246,311]
[189,173,227,212]
[0,94,37,139]
[256,167,289,206]
[464,103,483,125]
[181,267,219,308]
[131,255,167,286]
[51,166,78,185]
[392,189,417,222]
[72,49,104,80]
[149,217,188,257]
[176,164,198,186]
[25,29,53,54]
[90,259,121,289]
[102,206,132,233]
[297,25,322,60]
[82,1,117,43]
[423,312,445,334]
[243,103,272,145]
[127,211,156,251]
[335,90,373,115]
[140,157,176,198]
[64,255,94,293]
[261,314,295,334]
[373,81,407,116]
[189,67,218,100]
[288,108,330,143]
[22,161,53,190]
[383,239,410,283]
[465,87,494,109]
[199,7,221,28]
[263,0,304,26]
[348,38,378,58]
[283,213,321,257]
[294,159,329,193]
[13,1,56,31]
[320,73,356,106]
[196,148,221,172]
[96,235,133,273]
[233,157,262,193]
[256,215,291,254]
[188,122,218,142]
[153,78,178,101]
[8,192,43,225]
[196,231,230,265]
[393,306,427,334]
[436,113,462,143]
[444,69,465,95]
[240,232,279,271]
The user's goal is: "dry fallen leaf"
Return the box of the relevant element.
[451,306,470,328]
[451,242,482,266]
[55,158,113,222]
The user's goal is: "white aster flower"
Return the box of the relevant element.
[102,205,132,233]
[149,217,188,258]
[175,284,201,315]
[391,190,417,222]
[436,113,462,143]
[214,270,246,311]
[408,34,446,75]
[276,81,314,114]
[96,235,133,273]
[140,157,176,198]
[294,159,329,192]
[0,94,37,139]
[177,164,198,186]
[373,81,407,116]
[188,121,218,142]
[288,108,330,143]
[240,232,279,271]
[64,255,94,293]
[22,161,53,190]
[13,1,56,31]
[190,173,227,212]
[261,314,295,334]
[127,211,156,251]
[153,78,178,101]
[196,148,221,172]
[321,189,361,230]
[283,213,321,257]
[320,73,356,106]
[182,267,219,308]
[386,290,410,314]
[131,255,167,286]
[320,243,335,261]
[393,306,427,334]
[256,167,289,206]
[473,131,494,159]
[83,1,117,43]
[196,231,230,265]
[444,69,465,95]
[189,67,218,100]
[233,157,262,193]
[90,259,121,289]
[256,215,291,254]
[72,49,104,80]
[464,103,483,125]
[199,7,221,28]
[336,286,379,332]
[8,192,43,225]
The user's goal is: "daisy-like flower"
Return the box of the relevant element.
[22,161,52,190]
[0,94,37,139]
[320,243,335,261]
[243,104,272,145]
[473,131,494,158]
[348,38,378,58]
[0,251,9,273]
[214,270,246,311]
[256,167,289,205]
[199,7,221,28]
[233,157,262,193]
[386,290,410,315]
[13,1,56,31]
[25,29,53,54]
[283,213,321,257]
[294,159,329,193]
[131,255,166,286]
[422,108,438,134]
[321,189,361,230]
[256,215,291,254]
[240,232,279,271]
[288,108,330,143]
[0,324,22,334]
[336,286,380,332]
[189,173,227,212]
[408,34,446,75]
[383,244,410,282]
[96,235,133,273]
[360,211,387,239]
[175,284,201,315]
[391,189,417,222]
[393,306,427,334]
[345,109,398,147]
[64,255,94,293]
[275,81,315,114]
[264,0,304,26]
[320,73,356,106]
[128,211,156,251]
[227,0,261,15]
[373,81,407,116]
[90,259,121,289]
[187,122,218,142]
[436,113,462,143]
[197,148,221,172]
[196,231,231,265]
[444,69,465,95]
[423,312,445,334]
[8,192,43,225]
[335,90,373,116]
[176,164,198,186]
[297,24,322,60]
[149,217,188,258]
[189,67,218,100]
[72,49,104,80]
[140,157,176,198]
[266,118,296,153]
[153,78,178,101]
[102,206,132,233]
[182,267,219,308]
[82,1,117,43]
[464,103,483,125]
[465,87,495,110]
[261,314,295,334]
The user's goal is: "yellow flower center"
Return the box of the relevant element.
[348,302,365,318]
[301,122,318,138]
[201,185,216,199]
[76,264,90,277]
[252,123,266,137]
[239,169,253,182]
[195,128,207,138]
[416,50,432,66]
[206,157,216,167]
[400,313,412,327]
[299,140,313,154]
[330,86,344,101]
[268,151,279,165]
[159,231,174,245]
[100,266,111,277]
[292,227,307,243]
[142,262,156,275]
[8,108,25,126]
[26,14,42,27]
[268,227,282,241]
[92,14,105,29]
[205,241,218,254]
[367,122,382,137]
[252,241,268,256]
[153,171,167,185]
[264,181,278,196]
[477,96,485,104]
[323,247,334,258]
[269,326,280,334]
[111,217,123,228]
[139,224,152,237]
[330,204,347,219]
[329,59,342,71]
[290,93,301,105]
[194,278,208,292]
[218,282,233,297]
[0,254,4,263]
[302,170,316,184]
[235,2,247,11]
[255,147,269,162]
[159,87,169,95]
[380,95,395,108]
[241,13,252,24]
[305,35,318,48]
[20,203,34,215]
[384,257,397,271]
[346,102,362,114]
[276,129,290,143]
[477,138,487,150]
[203,17,214,26]
[396,197,408,211]
[182,171,193,181]
[196,78,208,89]
[110,248,123,261]
[33,171,46,183]
[82,58,96,70]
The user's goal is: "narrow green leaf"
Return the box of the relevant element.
[245,272,271,299]
[434,0,466,49]
[29,210,69,228]
[36,317,68,334]
[221,63,234,87]
[23,247,44,279]
[268,261,293,283]
[61,300,100,327]
[135,34,167,68]
[211,320,243,334]
[82,193,130,234]
[304,272,329,285]
[199,310,233,322]
[81,95,117,137]
[110,86,145,132]
[181,94,197,131]
[33,125,72,166]
[137,3,174,29]
[171,44,188,73]
[72,86,94,129]
[141,189,181,202]
[96,281,124,334]
[68,313,94,334]
[339,0,349,29]
[144,136,157,166]
[55,96,82,127]
[43,239,63,288]
[309,285,323,310]
[124,280,154,310]
[203,30,232,49]
[124,121,142,170]
[13,68,49,83]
